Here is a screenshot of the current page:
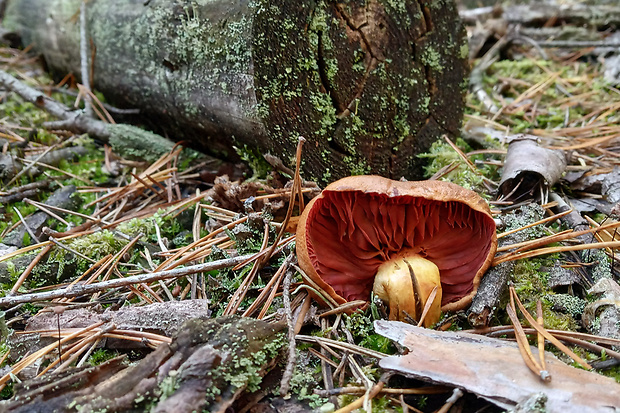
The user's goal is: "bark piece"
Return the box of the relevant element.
[550,192,613,284]
[3,0,469,184]
[1,316,286,413]
[583,278,620,342]
[498,135,567,203]
[469,204,544,327]
[15,300,211,355]
[375,320,620,412]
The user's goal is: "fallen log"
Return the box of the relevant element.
[2,0,469,184]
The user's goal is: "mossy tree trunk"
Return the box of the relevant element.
[3,0,468,184]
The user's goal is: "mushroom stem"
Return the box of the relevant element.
[372,254,442,327]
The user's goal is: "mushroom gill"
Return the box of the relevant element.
[296,176,497,326]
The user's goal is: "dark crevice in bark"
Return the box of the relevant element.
[420,3,434,32]
[317,31,342,113]
[419,2,436,104]
[334,4,383,63]
[332,3,383,120]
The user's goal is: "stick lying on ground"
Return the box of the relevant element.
[0,254,253,307]
[0,69,181,162]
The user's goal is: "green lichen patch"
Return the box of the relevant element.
[154,316,286,410]
[253,0,468,184]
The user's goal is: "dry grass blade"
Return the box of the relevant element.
[0,232,88,264]
[334,379,386,413]
[507,292,549,381]
[443,135,477,172]
[308,347,340,368]
[130,172,168,202]
[319,300,368,317]
[494,240,620,265]
[496,219,620,256]
[536,301,547,372]
[496,229,573,253]
[154,215,247,269]
[18,157,94,185]
[482,327,620,363]
[296,335,387,360]
[295,264,339,309]
[293,295,311,335]
[0,253,253,306]
[232,234,295,271]
[584,215,620,250]
[223,222,270,316]
[31,327,171,345]
[417,286,439,328]
[509,286,591,370]
[10,244,52,294]
[469,325,620,347]
[242,252,294,318]
[262,136,306,265]
[225,137,306,316]
[0,321,105,392]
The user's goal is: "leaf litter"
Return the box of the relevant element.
[0,3,619,412]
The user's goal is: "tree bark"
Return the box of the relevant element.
[3,0,468,184]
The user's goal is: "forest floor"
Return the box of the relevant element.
[0,1,619,412]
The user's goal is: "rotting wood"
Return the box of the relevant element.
[0,316,287,413]
[3,0,469,184]
[14,300,212,355]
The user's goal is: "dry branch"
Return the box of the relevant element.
[0,254,253,307]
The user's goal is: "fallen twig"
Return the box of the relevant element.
[0,254,253,307]
[279,262,297,396]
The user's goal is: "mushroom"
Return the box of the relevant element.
[296,176,497,326]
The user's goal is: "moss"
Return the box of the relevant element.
[88,349,120,366]
[418,138,493,193]
[288,352,328,408]
[460,43,469,60]
[154,370,180,404]
[66,230,127,261]
[107,124,176,162]
[420,46,444,73]
[510,254,580,331]
[207,321,286,399]
[234,144,272,180]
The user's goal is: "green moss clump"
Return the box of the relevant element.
[66,230,127,261]
[510,255,580,331]
[288,353,328,408]
[418,138,494,192]
[107,124,175,162]
[234,145,272,179]
[88,349,120,366]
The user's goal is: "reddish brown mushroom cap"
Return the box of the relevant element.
[296,176,497,313]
